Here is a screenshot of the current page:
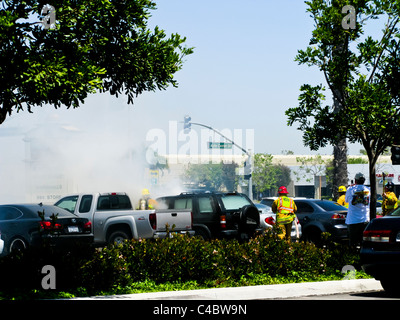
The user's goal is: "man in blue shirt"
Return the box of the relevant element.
[345,172,370,247]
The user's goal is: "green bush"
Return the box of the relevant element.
[0,231,364,298]
[79,230,357,292]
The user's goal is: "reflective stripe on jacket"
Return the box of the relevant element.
[276,196,295,225]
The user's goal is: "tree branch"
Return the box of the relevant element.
[368,16,399,82]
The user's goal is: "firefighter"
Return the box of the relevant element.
[382,182,398,216]
[138,188,157,210]
[271,186,297,242]
[337,186,349,208]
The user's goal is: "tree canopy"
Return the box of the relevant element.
[252,153,292,197]
[286,0,400,218]
[0,0,193,124]
[183,162,238,192]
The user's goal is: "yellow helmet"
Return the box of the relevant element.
[142,188,150,195]
[338,186,347,192]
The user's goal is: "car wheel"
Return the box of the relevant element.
[194,228,211,240]
[9,237,27,253]
[108,230,130,245]
[304,228,322,246]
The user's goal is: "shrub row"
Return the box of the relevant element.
[0,230,361,297]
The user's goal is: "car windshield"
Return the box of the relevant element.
[220,194,252,210]
[55,196,78,214]
[43,205,78,217]
[315,200,347,211]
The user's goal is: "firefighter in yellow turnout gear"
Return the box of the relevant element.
[382,182,398,216]
[272,186,297,242]
[137,188,157,210]
[337,186,349,208]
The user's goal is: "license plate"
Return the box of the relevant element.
[68,226,79,233]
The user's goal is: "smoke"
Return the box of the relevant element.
[0,93,186,205]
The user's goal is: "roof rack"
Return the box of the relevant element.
[179,191,212,195]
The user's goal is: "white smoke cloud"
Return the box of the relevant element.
[0,93,183,205]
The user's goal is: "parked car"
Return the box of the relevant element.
[0,203,93,256]
[361,209,400,294]
[255,203,302,240]
[259,197,278,207]
[55,192,194,245]
[265,198,348,244]
[156,192,262,241]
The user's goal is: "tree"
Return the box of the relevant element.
[183,162,238,192]
[0,0,193,124]
[294,155,327,199]
[286,0,400,219]
[252,153,291,196]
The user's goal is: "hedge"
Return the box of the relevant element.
[0,229,362,298]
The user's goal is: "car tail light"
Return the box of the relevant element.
[40,221,62,231]
[83,221,92,232]
[220,215,227,229]
[331,213,346,219]
[363,230,392,242]
[265,216,275,225]
[149,213,157,230]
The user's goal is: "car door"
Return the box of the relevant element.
[194,195,219,233]
[295,201,315,227]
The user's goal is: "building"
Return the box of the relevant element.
[152,154,398,200]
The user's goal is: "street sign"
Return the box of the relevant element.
[208,142,233,149]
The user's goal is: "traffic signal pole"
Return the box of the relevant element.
[182,117,253,200]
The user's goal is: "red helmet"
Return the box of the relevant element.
[278,186,288,194]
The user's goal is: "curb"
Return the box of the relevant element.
[74,279,382,300]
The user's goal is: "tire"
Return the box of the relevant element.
[108,230,130,245]
[9,237,27,253]
[194,228,211,240]
[303,228,322,246]
[239,205,260,236]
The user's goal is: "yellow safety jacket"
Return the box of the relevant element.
[382,191,398,216]
[337,194,349,208]
[273,196,296,225]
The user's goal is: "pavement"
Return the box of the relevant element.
[73,279,383,300]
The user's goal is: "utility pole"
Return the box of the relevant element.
[182,116,253,200]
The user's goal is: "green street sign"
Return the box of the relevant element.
[208,142,233,149]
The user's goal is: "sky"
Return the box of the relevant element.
[1,0,370,155]
[0,0,388,202]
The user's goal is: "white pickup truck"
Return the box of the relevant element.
[54,192,194,245]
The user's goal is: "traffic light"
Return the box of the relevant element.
[391,146,400,165]
[183,115,191,133]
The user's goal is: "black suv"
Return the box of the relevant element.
[156,192,262,240]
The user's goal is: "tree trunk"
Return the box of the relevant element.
[331,36,349,201]
[367,151,378,220]
[369,162,377,220]
[332,138,348,200]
